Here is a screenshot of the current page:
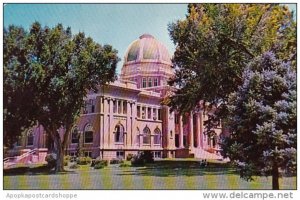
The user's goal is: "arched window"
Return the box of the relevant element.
[154,128,161,145]
[84,124,93,144]
[143,126,151,145]
[27,129,34,146]
[115,124,124,143]
[71,126,79,144]
[135,127,140,145]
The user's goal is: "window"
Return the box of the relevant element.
[113,100,117,113]
[154,78,158,86]
[148,78,152,87]
[84,124,93,143]
[115,124,124,143]
[123,101,127,114]
[137,106,141,118]
[154,128,161,145]
[158,109,162,120]
[89,99,95,113]
[16,136,22,146]
[27,129,34,146]
[117,101,121,114]
[116,151,125,159]
[136,128,140,145]
[143,126,151,145]
[84,151,92,158]
[153,108,157,120]
[142,107,146,119]
[142,77,147,88]
[153,151,161,158]
[148,107,151,119]
[71,126,79,144]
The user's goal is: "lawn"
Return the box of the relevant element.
[3,160,296,190]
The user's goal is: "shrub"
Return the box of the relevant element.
[110,158,123,164]
[94,163,106,169]
[64,155,71,161]
[92,158,108,169]
[76,157,92,165]
[131,151,154,166]
[45,153,57,169]
[119,163,131,167]
[126,153,134,161]
[69,163,79,169]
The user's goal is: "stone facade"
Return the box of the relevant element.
[7,34,224,160]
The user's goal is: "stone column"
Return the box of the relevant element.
[179,115,184,148]
[189,111,194,148]
[196,112,201,148]
[126,101,131,147]
[109,98,114,148]
[103,97,110,148]
[199,111,204,148]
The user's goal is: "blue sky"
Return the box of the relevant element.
[4,4,188,74]
[4,3,296,74]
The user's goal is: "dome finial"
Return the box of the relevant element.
[139,33,154,39]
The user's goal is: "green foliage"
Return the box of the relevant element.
[222,52,296,189]
[167,4,295,134]
[93,159,108,169]
[110,158,124,164]
[4,22,119,171]
[126,153,134,161]
[69,163,79,169]
[77,156,92,165]
[119,163,131,167]
[131,151,154,166]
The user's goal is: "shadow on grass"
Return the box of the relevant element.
[3,165,76,176]
[117,160,238,177]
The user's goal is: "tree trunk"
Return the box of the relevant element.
[53,133,65,172]
[272,162,279,190]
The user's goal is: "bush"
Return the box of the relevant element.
[131,151,154,166]
[64,156,70,166]
[69,163,79,169]
[94,163,106,169]
[126,153,134,161]
[119,163,131,167]
[110,158,123,164]
[92,158,108,169]
[76,157,92,165]
[45,153,57,169]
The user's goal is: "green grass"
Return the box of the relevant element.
[3,160,296,190]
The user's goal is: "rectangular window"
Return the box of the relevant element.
[137,106,141,118]
[84,131,93,143]
[83,101,88,114]
[142,107,146,119]
[113,100,117,113]
[123,101,127,114]
[116,151,125,159]
[148,107,151,119]
[84,151,92,158]
[142,77,147,88]
[158,109,162,120]
[71,133,79,144]
[154,151,161,158]
[148,78,152,87]
[89,99,95,113]
[153,108,157,120]
[154,78,158,86]
[118,101,121,114]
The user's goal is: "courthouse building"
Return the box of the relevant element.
[8,34,224,160]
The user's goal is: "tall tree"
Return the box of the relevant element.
[4,22,119,171]
[167,4,295,131]
[221,52,296,190]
